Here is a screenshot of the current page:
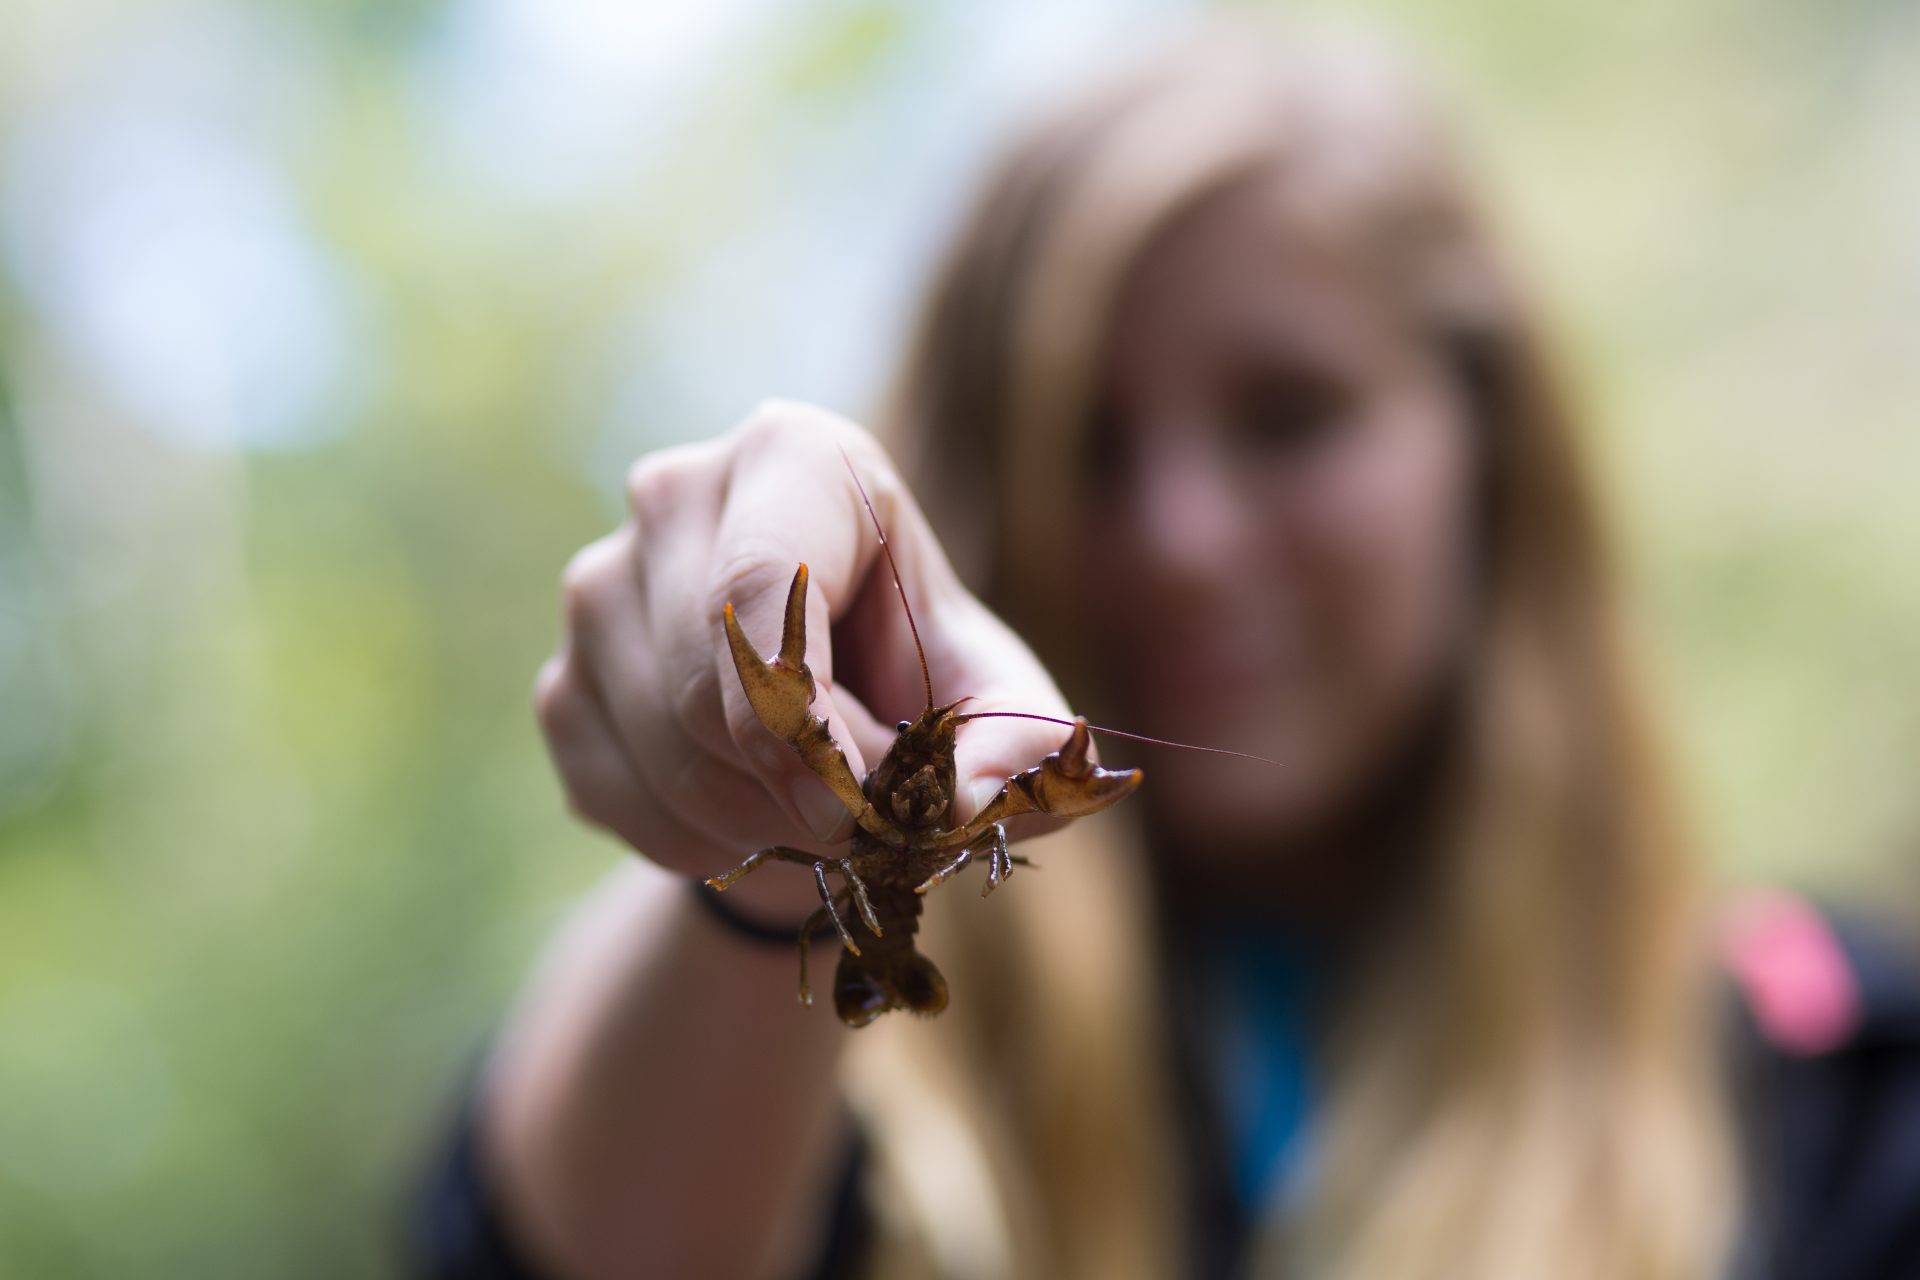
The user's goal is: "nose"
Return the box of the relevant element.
[1130,430,1247,585]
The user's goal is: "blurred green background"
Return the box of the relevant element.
[1,0,1915,1272]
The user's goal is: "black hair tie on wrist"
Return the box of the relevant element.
[687,876,838,946]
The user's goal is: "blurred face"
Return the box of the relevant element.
[1075,173,1476,869]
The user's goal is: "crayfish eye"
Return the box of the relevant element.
[897,720,911,733]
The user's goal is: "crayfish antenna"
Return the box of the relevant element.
[952,710,1282,766]
[840,445,934,712]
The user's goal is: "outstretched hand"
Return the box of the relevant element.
[535,400,1086,917]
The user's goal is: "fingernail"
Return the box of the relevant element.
[966,777,1002,820]
[793,778,850,841]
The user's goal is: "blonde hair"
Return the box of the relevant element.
[850,19,1737,1279]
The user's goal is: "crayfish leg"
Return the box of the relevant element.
[705,844,816,891]
[838,859,883,936]
[914,846,972,896]
[976,823,1011,897]
[794,895,848,1008]
[812,862,860,956]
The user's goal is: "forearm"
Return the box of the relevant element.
[498,408,1079,1275]
[480,859,849,1280]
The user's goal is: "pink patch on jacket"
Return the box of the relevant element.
[1722,889,1862,1058]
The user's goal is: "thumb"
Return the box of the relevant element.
[934,605,1089,830]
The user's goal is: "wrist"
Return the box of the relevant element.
[686,876,836,947]
[687,871,844,951]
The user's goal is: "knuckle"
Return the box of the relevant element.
[734,398,874,459]
[706,544,794,622]
[738,396,815,436]
[559,530,631,632]
[559,568,598,636]
[559,539,604,600]
[532,658,568,728]
[624,438,723,519]
[732,401,791,452]
[623,451,680,517]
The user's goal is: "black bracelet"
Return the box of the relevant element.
[686,876,837,946]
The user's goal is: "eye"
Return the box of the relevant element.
[1080,398,1130,487]
[897,720,912,733]
[1232,367,1347,457]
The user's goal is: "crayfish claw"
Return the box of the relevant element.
[722,563,906,845]
[722,565,817,744]
[1028,720,1142,818]
[1055,719,1092,778]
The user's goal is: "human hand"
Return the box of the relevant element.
[535,401,1082,918]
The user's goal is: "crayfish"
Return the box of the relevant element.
[704,475,1143,1028]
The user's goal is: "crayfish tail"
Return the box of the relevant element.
[833,948,949,1027]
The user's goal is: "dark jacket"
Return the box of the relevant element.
[1726,901,1920,1279]
[407,900,1920,1280]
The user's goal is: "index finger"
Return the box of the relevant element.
[702,402,911,834]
